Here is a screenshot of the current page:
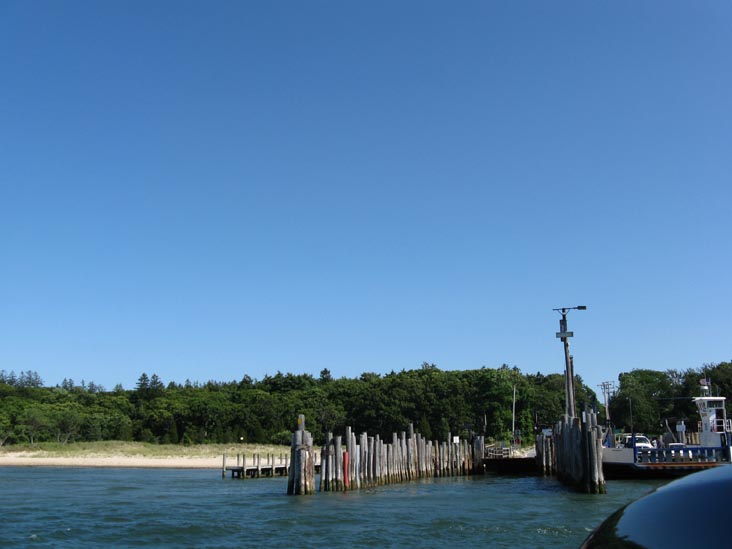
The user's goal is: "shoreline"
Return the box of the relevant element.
[0,442,291,470]
[0,454,225,469]
[1,444,535,470]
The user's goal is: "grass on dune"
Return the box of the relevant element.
[0,441,290,458]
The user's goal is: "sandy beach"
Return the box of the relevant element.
[0,453,224,469]
[0,443,534,469]
[0,442,290,469]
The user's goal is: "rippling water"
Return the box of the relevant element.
[0,467,663,547]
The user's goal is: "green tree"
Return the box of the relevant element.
[149,374,165,398]
[529,373,564,429]
[0,411,11,446]
[318,368,333,384]
[19,405,50,445]
[50,403,83,443]
[610,369,675,434]
[136,373,150,391]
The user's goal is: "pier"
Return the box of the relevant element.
[222,416,551,493]
[223,452,321,479]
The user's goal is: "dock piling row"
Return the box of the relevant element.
[316,420,484,493]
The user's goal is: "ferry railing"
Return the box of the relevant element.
[698,419,732,433]
[635,447,726,464]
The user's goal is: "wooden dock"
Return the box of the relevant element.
[222,416,554,492]
[222,452,321,479]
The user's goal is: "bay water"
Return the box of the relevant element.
[0,467,662,547]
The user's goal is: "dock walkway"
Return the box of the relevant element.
[223,452,321,479]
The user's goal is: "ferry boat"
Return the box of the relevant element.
[602,379,732,479]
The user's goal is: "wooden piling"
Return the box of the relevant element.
[334,435,343,491]
[287,414,315,495]
[536,407,605,493]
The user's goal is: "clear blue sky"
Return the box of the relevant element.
[2,1,730,395]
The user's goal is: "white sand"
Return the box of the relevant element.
[0,453,224,469]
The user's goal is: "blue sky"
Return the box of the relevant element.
[2,1,730,395]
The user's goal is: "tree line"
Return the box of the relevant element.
[607,360,732,436]
[1,360,729,447]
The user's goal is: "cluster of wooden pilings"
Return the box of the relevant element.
[535,406,605,494]
[319,423,486,492]
[535,432,555,476]
[287,415,317,495]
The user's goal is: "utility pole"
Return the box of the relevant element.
[599,381,615,425]
[512,384,516,446]
[553,305,587,419]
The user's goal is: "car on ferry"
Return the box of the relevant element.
[615,433,653,449]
